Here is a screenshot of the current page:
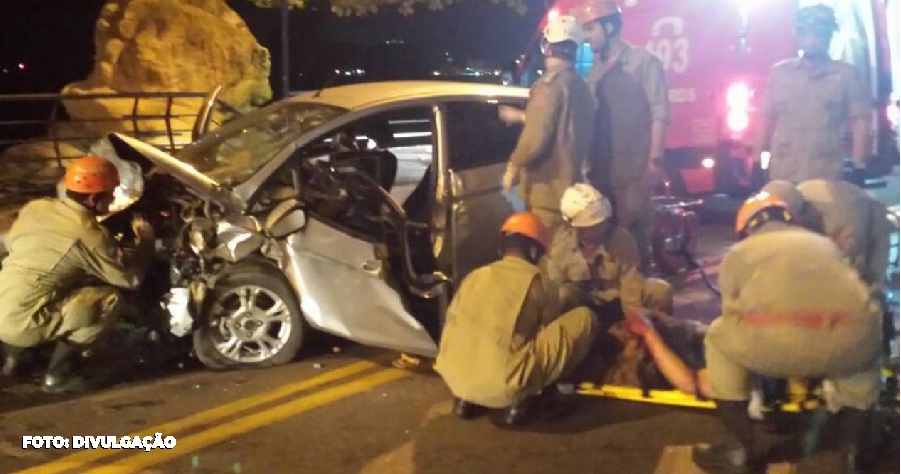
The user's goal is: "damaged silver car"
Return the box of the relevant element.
[107,81,530,369]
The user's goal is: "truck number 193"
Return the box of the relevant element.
[646,16,690,73]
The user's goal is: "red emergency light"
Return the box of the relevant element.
[725,81,752,134]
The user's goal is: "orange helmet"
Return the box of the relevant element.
[735,191,794,238]
[64,156,120,194]
[500,212,549,249]
[575,0,621,26]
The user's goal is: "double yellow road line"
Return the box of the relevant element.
[16,360,409,474]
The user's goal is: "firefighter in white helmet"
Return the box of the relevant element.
[544,183,673,325]
[501,15,595,239]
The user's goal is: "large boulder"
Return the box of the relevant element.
[61,0,272,137]
[1,0,270,185]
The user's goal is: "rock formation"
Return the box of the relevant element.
[1,0,272,182]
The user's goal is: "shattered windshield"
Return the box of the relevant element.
[178,102,347,186]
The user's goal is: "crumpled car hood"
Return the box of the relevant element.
[108,133,245,213]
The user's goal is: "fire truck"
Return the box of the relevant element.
[515,0,898,197]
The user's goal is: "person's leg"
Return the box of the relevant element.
[1,342,27,378]
[506,307,598,425]
[831,365,881,474]
[42,286,123,393]
[693,318,760,474]
[613,180,654,275]
[529,207,564,245]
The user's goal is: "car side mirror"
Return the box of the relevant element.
[264,198,307,238]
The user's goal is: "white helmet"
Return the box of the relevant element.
[561,183,613,227]
[543,15,584,45]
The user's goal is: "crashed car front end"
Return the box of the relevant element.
[107,100,449,369]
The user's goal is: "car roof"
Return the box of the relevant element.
[287,80,530,110]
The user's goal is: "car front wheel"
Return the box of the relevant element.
[192,263,305,370]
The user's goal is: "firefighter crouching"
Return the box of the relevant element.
[761,179,892,297]
[546,183,673,324]
[0,156,154,393]
[692,191,881,474]
[501,14,595,238]
[434,212,598,426]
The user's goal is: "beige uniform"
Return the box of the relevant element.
[509,63,595,235]
[0,198,143,348]
[761,58,871,183]
[545,226,673,318]
[586,42,670,270]
[705,223,881,410]
[434,256,597,408]
[797,179,892,293]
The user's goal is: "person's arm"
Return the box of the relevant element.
[752,71,778,164]
[641,55,670,165]
[845,67,873,169]
[498,105,527,125]
[626,313,713,398]
[507,82,563,171]
[79,216,154,290]
[538,274,563,327]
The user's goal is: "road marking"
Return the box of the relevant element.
[654,446,796,474]
[83,368,409,474]
[14,360,379,474]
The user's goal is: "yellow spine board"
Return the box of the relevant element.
[577,384,821,412]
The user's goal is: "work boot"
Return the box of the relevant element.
[505,395,540,426]
[837,408,875,474]
[41,341,97,394]
[452,398,486,420]
[536,384,581,421]
[692,400,761,474]
[2,343,25,377]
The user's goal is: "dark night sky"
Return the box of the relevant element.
[0,0,548,95]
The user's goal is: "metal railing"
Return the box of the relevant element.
[0,91,242,172]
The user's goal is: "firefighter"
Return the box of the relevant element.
[501,15,595,237]
[761,179,891,295]
[691,191,881,474]
[546,184,673,324]
[575,0,670,274]
[0,156,154,393]
[434,212,598,426]
[753,4,872,184]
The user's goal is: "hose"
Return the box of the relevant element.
[680,249,722,298]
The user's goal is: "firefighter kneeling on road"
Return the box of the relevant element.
[545,183,673,324]
[692,192,881,474]
[434,212,598,426]
[0,156,154,394]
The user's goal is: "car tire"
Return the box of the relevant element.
[192,261,306,370]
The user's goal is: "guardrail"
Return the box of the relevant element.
[0,91,241,170]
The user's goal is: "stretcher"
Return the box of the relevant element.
[576,381,820,413]
[577,366,898,414]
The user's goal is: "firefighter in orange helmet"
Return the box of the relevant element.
[575,0,670,274]
[691,192,881,474]
[435,212,598,426]
[0,156,154,393]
